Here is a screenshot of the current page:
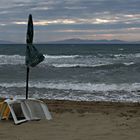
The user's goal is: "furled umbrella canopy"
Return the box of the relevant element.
[25,14,44,67]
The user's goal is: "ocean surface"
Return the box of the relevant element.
[0,44,140,102]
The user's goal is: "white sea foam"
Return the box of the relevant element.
[44,54,79,59]
[0,53,139,67]
[51,63,112,68]
[0,55,24,65]
[0,81,140,92]
[114,53,140,59]
[123,62,134,66]
[0,54,79,65]
[41,82,140,92]
[1,82,140,102]
[135,53,140,58]
[118,48,124,51]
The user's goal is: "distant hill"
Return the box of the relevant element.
[0,40,15,44]
[0,39,140,44]
[49,38,140,44]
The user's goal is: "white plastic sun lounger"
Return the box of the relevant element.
[21,99,52,121]
[4,98,52,124]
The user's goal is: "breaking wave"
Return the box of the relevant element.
[0,55,24,65]
[123,62,135,66]
[0,81,140,92]
[51,63,113,68]
[1,82,140,102]
[0,54,138,69]
[44,54,79,59]
[113,53,140,59]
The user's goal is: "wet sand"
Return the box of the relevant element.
[1,99,140,140]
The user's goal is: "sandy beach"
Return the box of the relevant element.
[0,100,140,140]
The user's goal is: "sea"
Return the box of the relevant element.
[0,44,140,102]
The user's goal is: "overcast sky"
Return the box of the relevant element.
[0,0,140,43]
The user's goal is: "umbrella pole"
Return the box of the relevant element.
[26,66,30,99]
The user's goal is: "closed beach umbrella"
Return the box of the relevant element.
[25,14,44,99]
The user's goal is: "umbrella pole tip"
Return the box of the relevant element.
[29,14,32,19]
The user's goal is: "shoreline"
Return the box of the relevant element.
[43,99,140,112]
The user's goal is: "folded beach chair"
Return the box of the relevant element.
[4,98,52,124]
[0,101,10,120]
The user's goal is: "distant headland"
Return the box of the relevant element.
[0,39,140,44]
